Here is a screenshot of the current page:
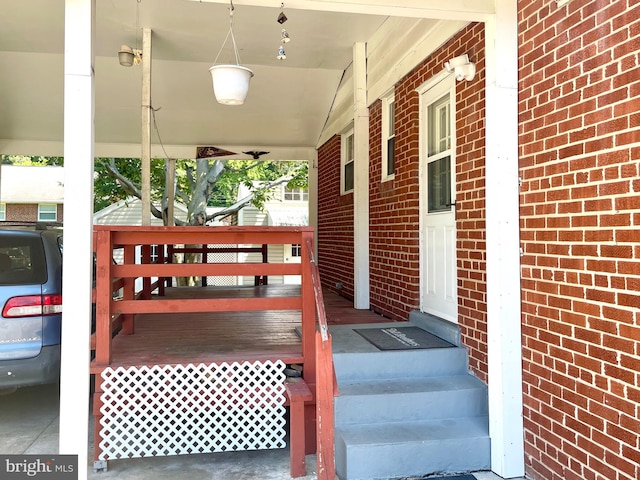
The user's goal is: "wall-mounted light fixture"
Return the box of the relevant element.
[444,54,476,81]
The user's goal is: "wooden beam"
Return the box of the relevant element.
[166,158,175,226]
[141,27,152,226]
[187,0,494,21]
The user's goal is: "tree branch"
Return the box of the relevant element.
[206,175,292,222]
[101,158,183,224]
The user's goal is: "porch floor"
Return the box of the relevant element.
[91,284,394,373]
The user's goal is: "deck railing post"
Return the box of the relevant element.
[141,244,152,299]
[122,244,136,335]
[262,244,268,285]
[166,244,174,288]
[94,229,113,366]
[158,244,166,296]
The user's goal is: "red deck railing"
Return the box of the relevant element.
[91,225,334,479]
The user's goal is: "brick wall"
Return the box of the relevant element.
[317,135,355,299]
[6,204,38,221]
[5,203,63,223]
[519,2,640,479]
[368,23,488,379]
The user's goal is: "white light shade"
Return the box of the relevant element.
[118,45,134,67]
[209,64,254,105]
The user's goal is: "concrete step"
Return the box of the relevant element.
[335,416,491,480]
[333,347,469,382]
[335,374,488,426]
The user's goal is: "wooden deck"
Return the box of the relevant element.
[91,285,390,373]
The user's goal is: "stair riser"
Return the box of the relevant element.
[336,436,491,480]
[335,387,488,426]
[333,348,468,382]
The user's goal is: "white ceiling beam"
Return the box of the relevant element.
[189,0,495,22]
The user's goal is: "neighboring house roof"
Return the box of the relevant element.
[268,207,308,226]
[0,165,64,203]
[93,197,188,226]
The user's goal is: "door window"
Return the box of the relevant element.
[426,94,452,213]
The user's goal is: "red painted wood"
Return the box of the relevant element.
[316,332,336,480]
[100,225,314,247]
[122,245,136,335]
[112,262,302,277]
[91,226,395,474]
[94,230,113,366]
[285,378,314,478]
[112,296,302,314]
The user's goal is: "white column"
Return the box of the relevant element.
[308,153,318,250]
[352,42,370,309]
[60,0,95,477]
[484,0,525,477]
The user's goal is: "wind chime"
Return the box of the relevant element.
[276,3,290,60]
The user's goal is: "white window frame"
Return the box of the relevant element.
[382,92,396,182]
[38,203,57,222]
[341,128,354,194]
[0,203,5,221]
[283,187,308,202]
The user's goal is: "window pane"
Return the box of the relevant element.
[38,204,57,221]
[387,137,395,176]
[284,187,307,201]
[427,95,450,156]
[346,134,354,162]
[427,156,451,212]
[0,204,5,221]
[0,236,47,285]
[388,101,395,136]
[344,161,354,192]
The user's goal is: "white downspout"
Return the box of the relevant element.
[484,0,525,477]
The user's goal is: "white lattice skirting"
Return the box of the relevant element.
[98,360,286,460]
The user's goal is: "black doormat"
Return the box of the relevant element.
[353,326,454,350]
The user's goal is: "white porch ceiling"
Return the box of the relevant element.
[0,0,492,160]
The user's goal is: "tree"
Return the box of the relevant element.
[94,157,307,226]
[0,155,64,166]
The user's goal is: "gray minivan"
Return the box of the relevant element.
[0,224,63,393]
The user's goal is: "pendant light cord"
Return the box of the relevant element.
[213,0,241,65]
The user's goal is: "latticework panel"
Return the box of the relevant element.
[98,360,286,460]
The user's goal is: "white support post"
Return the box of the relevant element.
[141,28,152,226]
[60,1,95,478]
[484,1,525,477]
[308,152,318,250]
[352,42,370,309]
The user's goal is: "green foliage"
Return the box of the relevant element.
[93,157,308,213]
[0,155,64,166]
[0,155,308,217]
[93,158,168,211]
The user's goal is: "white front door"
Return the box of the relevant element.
[419,76,458,322]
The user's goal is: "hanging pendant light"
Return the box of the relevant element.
[209,0,254,105]
[277,45,286,60]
